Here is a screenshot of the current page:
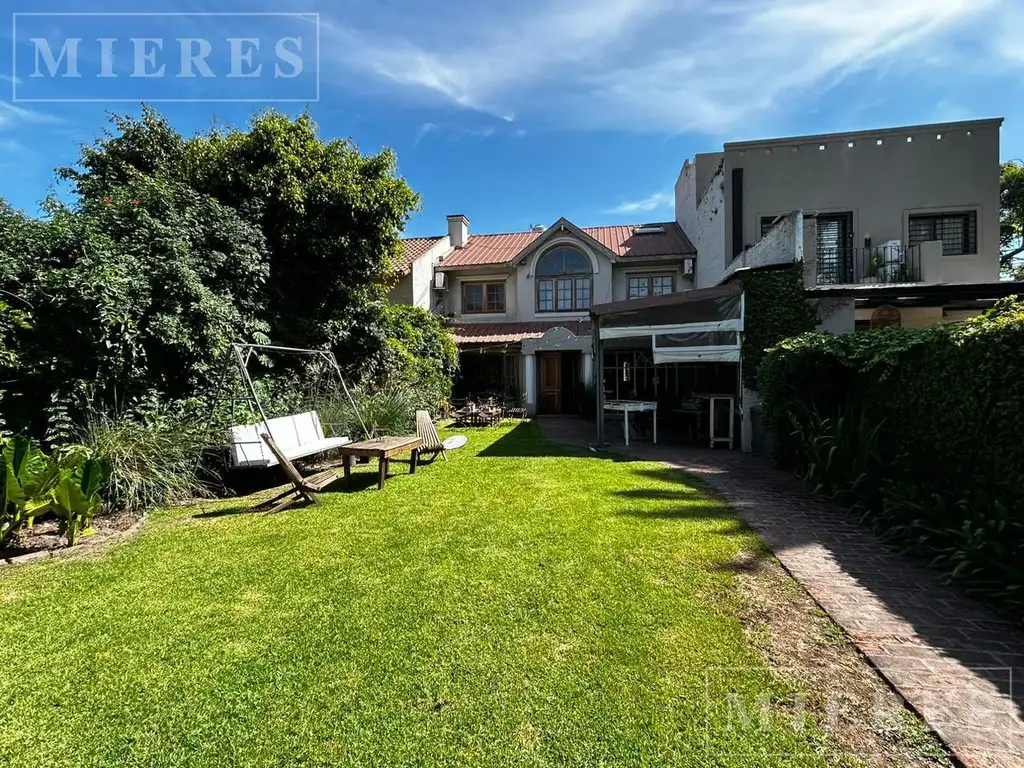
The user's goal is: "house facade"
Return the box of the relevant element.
[398,117,1016,431]
[399,214,696,414]
[675,118,1007,331]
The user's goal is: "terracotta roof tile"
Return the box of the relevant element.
[435,222,694,269]
[396,236,444,274]
[450,320,592,345]
[584,222,696,258]
[442,231,542,268]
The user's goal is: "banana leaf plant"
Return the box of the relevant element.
[0,436,58,544]
[49,453,107,546]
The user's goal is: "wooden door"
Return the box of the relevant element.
[539,353,562,414]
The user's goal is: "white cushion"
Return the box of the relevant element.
[227,411,346,468]
[283,436,352,460]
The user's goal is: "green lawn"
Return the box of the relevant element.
[1,423,840,767]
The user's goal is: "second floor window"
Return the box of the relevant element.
[628,274,675,300]
[536,247,592,312]
[908,211,977,256]
[463,281,506,313]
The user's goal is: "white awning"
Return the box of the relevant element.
[594,284,745,365]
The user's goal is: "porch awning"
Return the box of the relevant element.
[450,320,592,345]
[591,283,744,364]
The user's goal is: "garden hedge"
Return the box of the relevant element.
[760,296,1024,501]
[758,297,1024,616]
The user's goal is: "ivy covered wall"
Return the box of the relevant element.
[739,265,818,390]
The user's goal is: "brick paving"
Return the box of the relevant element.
[538,418,1024,768]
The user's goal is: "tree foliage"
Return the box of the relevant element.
[1000,160,1024,278]
[739,265,818,390]
[0,106,454,442]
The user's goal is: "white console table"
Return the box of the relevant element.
[604,400,658,447]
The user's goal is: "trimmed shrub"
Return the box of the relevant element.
[758,297,1024,617]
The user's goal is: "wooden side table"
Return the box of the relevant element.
[340,436,423,490]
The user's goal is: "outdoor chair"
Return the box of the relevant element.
[415,410,447,462]
[252,434,347,513]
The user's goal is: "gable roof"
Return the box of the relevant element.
[403,220,695,271]
[396,236,445,275]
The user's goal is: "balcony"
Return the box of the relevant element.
[815,244,922,286]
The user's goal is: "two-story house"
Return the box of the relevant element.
[675,117,1011,331]
[399,214,696,414]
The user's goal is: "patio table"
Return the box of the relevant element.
[340,435,423,490]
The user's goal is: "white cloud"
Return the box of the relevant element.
[608,192,673,214]
[322,0,1005,133]
[413,122,437,147]
[0,101,56,131]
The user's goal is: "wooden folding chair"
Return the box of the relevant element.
[252,434,346,513]
[415,410,447,462]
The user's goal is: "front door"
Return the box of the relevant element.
[539,353,562,414]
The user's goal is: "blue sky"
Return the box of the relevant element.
[1,0,1022,238]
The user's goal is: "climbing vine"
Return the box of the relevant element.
[739,265,818,390]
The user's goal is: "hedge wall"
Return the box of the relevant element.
[758,297,1024,616]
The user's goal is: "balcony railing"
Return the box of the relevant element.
[815,244,922,286]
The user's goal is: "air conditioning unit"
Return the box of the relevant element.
[434,271,448,291]
[683,258,695,276]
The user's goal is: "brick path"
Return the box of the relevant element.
[538,418,1024,768]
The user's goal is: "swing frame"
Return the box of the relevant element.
[210,342,370,469]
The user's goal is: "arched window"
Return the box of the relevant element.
[536,247,592,312]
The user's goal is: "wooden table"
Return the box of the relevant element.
[340,436,423,490]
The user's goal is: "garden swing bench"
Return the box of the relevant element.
[212,343,370,471]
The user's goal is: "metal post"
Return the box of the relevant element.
[323,352,370,440]
[234,343,272,437]
[594,314,605,447]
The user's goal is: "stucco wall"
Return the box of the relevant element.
[722,211,802,284]
[722,120,1002,283]
[409,252,437,311]
[387,275,414,306]
[441,268,518,321]
[675,164,726,290]
[854,305,944,329]
[441,235,690,323]
[815,297,855,334]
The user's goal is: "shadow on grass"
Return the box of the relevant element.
[192,503,259,520]
[478,421,632,461]
[615,504,744,529]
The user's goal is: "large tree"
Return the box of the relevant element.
[1000,160,1024,278]
[2,106,446,439]
[61,107,421,355]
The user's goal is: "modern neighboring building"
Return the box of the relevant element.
[675,117,1008,330]
[398,117,1019,429]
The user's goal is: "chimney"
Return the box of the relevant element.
[447,214,469,248]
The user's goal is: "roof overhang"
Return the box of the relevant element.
[808,280,1023,307]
